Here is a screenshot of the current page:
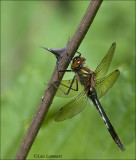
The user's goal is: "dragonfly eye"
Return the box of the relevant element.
[72,57,86,70]
[73,56,79,62]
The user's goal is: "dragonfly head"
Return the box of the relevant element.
[71,56,86,70]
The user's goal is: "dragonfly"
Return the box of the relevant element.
[54,42,125,151]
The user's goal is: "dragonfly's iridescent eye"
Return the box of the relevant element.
[72,57,86,70]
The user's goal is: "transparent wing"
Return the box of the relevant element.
[96,70,120,99]
[55,90,88,121]
[56,79,83,98]
[95,42,116,79]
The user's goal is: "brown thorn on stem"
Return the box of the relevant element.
[40,37,70,60]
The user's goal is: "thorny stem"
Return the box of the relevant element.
[15,0,103,159]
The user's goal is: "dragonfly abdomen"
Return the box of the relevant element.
[88,87,125,151]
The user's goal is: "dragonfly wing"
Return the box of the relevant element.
[55,79,83,98]
[95,42,116,79]
[96,70,120,99]
[55,90,88,121]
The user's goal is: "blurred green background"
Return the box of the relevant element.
[1,1,135,160]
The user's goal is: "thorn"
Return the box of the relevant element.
[40,37,71,59]
[40,46,66,58]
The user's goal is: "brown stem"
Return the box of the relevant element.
[15,0,103,159]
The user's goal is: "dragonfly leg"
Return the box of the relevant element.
[88,87,125,151]
[53,75,78,95]
[58,69,72,73]
[56,65,72,81]
[44,68,73,91]
[77,51,81,57]
[45,66,77,95]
